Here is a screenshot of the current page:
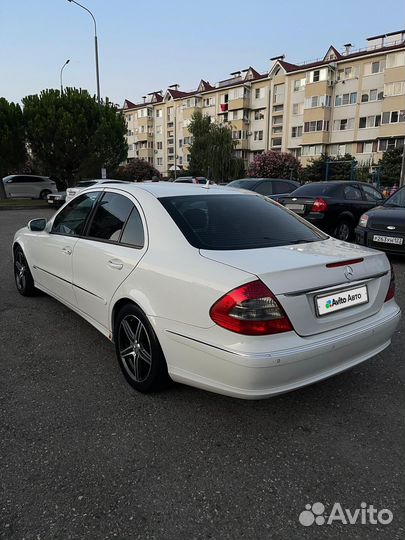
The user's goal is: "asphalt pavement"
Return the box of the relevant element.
[0,208,404,539]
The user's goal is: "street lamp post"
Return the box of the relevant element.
[67,0,100,103]
[60,59,70,94]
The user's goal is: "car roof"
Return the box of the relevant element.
[101,181,252,198]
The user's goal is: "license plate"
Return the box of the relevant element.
[373,235,403,245]
[315,285,368,317]
[286,203,304,213]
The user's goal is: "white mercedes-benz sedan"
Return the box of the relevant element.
[13,182,401,399]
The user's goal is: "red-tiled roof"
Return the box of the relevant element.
[278,40,405,73]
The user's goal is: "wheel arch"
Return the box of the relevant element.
[337,211,356,224]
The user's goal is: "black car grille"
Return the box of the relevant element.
[371,222,405,233]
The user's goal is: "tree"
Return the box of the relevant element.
[187,111,243,182]
[114,159,161,181]
[301,153,355,182]
[187,112,212,177]
[377,147,403,184]
[0,98,27,198]
[22,88,127,186]
[247,150,301,180]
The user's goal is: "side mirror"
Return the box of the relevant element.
[28,218,47,232]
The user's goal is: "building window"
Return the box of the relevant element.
[381,110,405,124]
[361,89,383,102]
[203,97,215,107]
[254,130,264,141]
[337,66,357,80]
[333,118,355,131]
[255,87,265,99]
[291,125,303,137]
[335,92,357,106]
[364,60,384,75]
[306,68,327,83]
[302,144,324,156]
[272,126,282,134]
[292,103,304,115]
[156,141,163,150]
[378,138,404,151]
[157,157,163,166]
[272,137,282,147]
[356,141,376,154]
[156,109,162,118]
[329,144,350,156]
[304,95,332,108]
[386,52,405,68]
[293,78,306,92]
[304,120,329,132]
[384,81,405,97]
[273,104,283,113]
[254,109,265,120]
[273,115,283,125]
[290,148,302,158]
[229,87,250,100]
[273,84,285,104]
[359,115,381,128]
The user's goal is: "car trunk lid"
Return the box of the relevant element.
[200,239,390,337]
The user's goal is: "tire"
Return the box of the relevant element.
[14,247,36,296]
[39,190,51,200]
[335,218,354,242]
[114,304,170,393]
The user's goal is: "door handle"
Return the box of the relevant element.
[62,247,72,255]
[108,259,123,270]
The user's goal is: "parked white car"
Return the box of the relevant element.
[13,183,401,399]
[2,175,58,199]
[65,179,127,203]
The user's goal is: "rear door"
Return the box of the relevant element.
[72,191,147,330]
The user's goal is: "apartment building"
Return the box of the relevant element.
[122,30,405,175]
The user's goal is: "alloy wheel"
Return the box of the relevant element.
[14,251,27,291]
[118,315,152,383]
[337,223,350,241]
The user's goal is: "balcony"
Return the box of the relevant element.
[228,98,250,111]
[136,131,153,142]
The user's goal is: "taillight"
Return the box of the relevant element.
[210,279,293,335]
[385,263,395,302]
[311,198,328,213]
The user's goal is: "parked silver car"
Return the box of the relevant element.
[2,175,58,200]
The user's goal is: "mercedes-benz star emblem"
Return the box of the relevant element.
[344,266,354,281]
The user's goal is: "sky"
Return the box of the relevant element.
[1,0,404,106]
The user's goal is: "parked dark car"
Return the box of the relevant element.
[279,181,385,241]
[355,185,405,254]
[227,178,300,199]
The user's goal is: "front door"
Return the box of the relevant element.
[30,191,101,306]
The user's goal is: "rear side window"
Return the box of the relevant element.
[87,192,133,241]
[228,180,257,190]
[120,207,145,247]
[255,181,273,196]
[288,183,338,196]
[344,185,362,200]
[273,181,296,194]
[160,194,325,250]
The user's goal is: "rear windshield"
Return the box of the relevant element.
[159,194,326,250]
[289,183,338,196]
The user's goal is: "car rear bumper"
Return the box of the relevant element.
[355,227,405,254]
[156,301,401,399]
